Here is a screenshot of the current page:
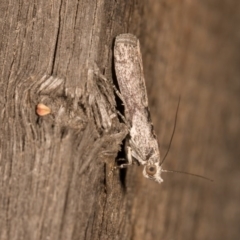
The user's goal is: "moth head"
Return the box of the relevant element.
[143,162,163,183]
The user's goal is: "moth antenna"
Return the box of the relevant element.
[162,169,213,182]
[160,96,181,166]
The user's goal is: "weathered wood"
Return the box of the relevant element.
[0,1,140,239]
[1,0,240,240]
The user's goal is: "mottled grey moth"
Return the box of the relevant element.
[114,34,164,183]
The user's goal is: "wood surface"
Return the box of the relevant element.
[0,0,239,240]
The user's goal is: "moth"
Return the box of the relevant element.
[113,34,212,184]
[113,33,165,183]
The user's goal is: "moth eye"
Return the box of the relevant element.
[146,165,157,176]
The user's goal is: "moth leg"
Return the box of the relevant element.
[108,157,129,177]
[111,83,125,103]
[116,111,130,128]
[115,145,133,169]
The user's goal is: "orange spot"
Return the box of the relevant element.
[36,103,51,116]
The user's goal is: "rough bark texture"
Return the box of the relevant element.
[0,0,239,240]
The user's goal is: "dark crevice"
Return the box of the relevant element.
[103,163,107,194]
[60,127,68,139]
[21,134,25,151]
[98,163,108,239]
[115,138,128,191]
[49,0,63,75]
[111,39,125,122]
[119,168,127,191]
